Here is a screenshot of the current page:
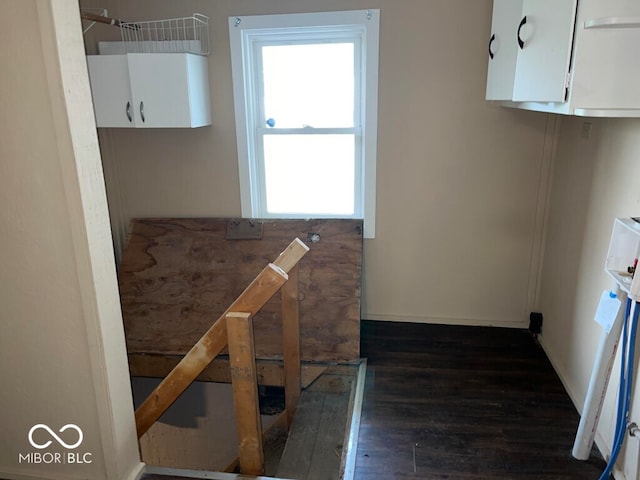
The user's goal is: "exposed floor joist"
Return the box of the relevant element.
[130,355,328,388]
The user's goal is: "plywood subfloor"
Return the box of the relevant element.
[118,218,362,364]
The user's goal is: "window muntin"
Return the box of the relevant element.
[229,10,379,237]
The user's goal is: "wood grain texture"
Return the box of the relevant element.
[276,365,357,480]
[119,218,362,363]
[129,355,328,388]
[135,262,288,438]
[355,321,607,480]
[227,313,264,476]
[282,264,301,427]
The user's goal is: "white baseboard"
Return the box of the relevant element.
[537,334,585,412]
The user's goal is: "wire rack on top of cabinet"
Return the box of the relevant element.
[119,13,210,56]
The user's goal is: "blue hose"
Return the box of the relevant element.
[599,299,638,480]
[614,300,631,445]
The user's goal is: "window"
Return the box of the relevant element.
[229,9,380,238]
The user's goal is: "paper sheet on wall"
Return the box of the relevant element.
[594,290,621,334]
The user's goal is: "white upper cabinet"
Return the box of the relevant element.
[486,0,522,100]
[512,0,577,102]
[87,55,132,127]
[87,53,212,128]
[486,0,640,116]
[486,0,577,103]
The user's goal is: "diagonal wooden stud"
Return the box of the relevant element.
[135,263,287,437]
[134,238,309,438]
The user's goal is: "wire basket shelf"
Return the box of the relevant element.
[120,13,209,56]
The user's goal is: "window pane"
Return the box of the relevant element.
[263,134,355,215]
[262,43,355,128]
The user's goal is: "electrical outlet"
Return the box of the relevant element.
[529,312,543,334]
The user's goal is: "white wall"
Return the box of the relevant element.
[0,1,142,479]
[89,0,552,329]
[539,116,640,479]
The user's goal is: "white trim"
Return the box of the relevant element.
[229,10,379,238]
[257,127,361,135]
[525,115,562,315]
[537,335,583,412]
[36,1,143,479]
[361,10,379,240]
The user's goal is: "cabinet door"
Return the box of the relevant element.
[127,54,194,128]
[87,55,134,127]
[512,0,577,102]
[485,0,523,100]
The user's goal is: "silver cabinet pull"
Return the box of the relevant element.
[140,101,145,123]
[126,101,132,122]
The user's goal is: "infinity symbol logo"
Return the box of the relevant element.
[28,424,83,450]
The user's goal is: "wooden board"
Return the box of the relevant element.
[119,218,362,363]
[129,354,328,388]
[276,366,358,480]
[227,313,264,475]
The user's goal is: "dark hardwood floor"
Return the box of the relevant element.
[354,321,607,480]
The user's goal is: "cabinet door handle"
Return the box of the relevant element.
[488,33,496,59]
[139,101,145,123]
[517,16,527,49]
[126,101,132,122]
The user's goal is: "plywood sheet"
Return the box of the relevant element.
[119,218,362,363]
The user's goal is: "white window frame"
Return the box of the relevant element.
[229,9,380,238]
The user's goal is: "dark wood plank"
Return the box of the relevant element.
[262,422,289,477]
[306,390,351,480]
[276,391,353,480]
[277,390,326,478]
[354,321,607,480]
[119,218,362,363]
[276,365,357,480]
